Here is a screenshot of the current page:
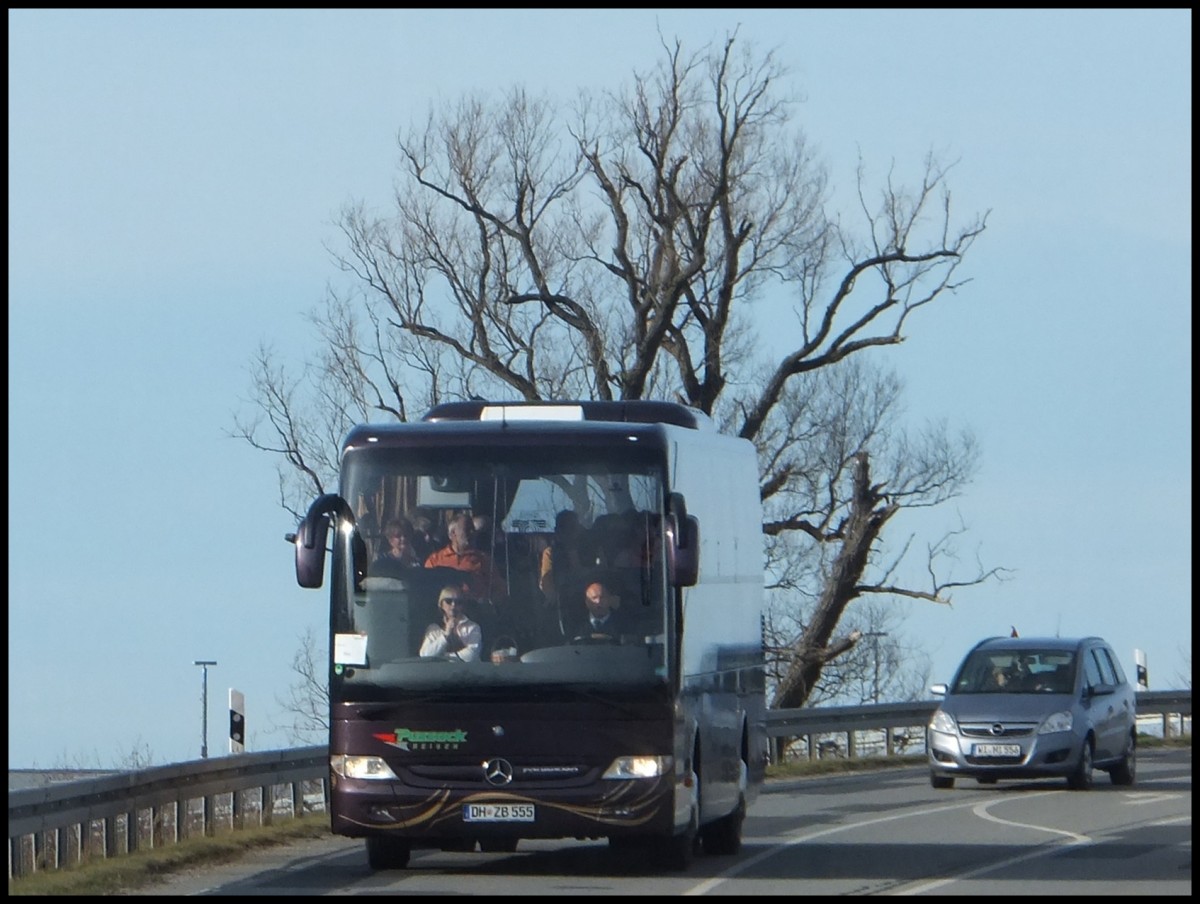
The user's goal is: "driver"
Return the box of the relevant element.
[570,580,630,642]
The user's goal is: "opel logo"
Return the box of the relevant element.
[483,758,514,786]
[990,723,1005,736]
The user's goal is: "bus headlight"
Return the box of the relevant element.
[331,754,398,780]
[601,755,673,779]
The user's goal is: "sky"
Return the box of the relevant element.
[8,9,1191,768]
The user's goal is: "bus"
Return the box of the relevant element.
[291,400,767,870]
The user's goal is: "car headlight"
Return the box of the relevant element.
[929,709,957,734]
[601,755,673,779]
[1038,710,1073,734]
[331,754,399,780]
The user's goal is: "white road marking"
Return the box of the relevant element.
[685,792,1062,896]
[1123,792,1181,806]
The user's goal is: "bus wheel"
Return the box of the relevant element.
[479,837,519,853]
[366,836,411,870]
[701,794,745,856]
[702,752,747,856]
[656,824,698,871]
[608,835,641,851]
[655,760,699,870]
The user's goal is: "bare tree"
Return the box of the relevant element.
[50,737,157,771]
[236,30,1005,710]
[274,626,330,744]
[1175,647,1191,690]
[769,595,930,708]
[757,357,1009,709]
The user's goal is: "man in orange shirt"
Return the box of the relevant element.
[424,513,506,602]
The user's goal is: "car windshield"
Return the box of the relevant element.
[952,649,1077,694]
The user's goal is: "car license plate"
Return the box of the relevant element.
[973,743,1021,757]
[463,803,535,822]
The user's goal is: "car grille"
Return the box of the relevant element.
[958,721,1037,739]
[964,754,1025,766]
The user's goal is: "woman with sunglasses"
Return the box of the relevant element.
[418,584,483,661]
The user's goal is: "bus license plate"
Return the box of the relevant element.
[463,803,535,822]
[973,743,1021,757]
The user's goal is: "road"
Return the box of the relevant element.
[133,748,1191,895]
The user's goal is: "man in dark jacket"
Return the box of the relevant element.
[568,580,631,642]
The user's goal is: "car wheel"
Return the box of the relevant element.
[1109,733,1137,786]
[1066,738,1095,790]
[930,773,955,790]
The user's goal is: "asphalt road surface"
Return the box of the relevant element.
[130,747,1191,896]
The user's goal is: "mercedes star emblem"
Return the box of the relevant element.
[483,758,515,786]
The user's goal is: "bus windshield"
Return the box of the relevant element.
[330,445,669,699]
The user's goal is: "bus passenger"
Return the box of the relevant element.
[539,509,586,605]
[474,511,513,579]
[419,585,482,661]
[424,513,507,602]
[407,508,438,562]
[374,517,421,568]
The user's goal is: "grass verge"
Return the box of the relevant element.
[8,814,331,896]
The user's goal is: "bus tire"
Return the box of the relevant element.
[701,794,745,856]
[608,835,641,851]
[656,754,699,870]
[702,747,747,856]
[365,836,411,870]
[656,824,698,871]
[479,837,519,853]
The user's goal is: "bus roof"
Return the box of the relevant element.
[422,400,715,430]
[341,400,722,454]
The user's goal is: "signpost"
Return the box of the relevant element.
[229,688,246,754]
[193,660,217,759]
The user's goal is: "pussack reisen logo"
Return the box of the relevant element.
[373,727,468,751]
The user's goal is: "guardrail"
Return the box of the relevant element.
[766,689,1192,762]
[9,690,1189,880]
[8,746,328,880]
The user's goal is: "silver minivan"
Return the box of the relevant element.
[927,636,1137,790]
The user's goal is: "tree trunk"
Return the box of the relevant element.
[773,453,897,710]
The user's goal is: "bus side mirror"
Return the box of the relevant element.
[665,492,699,587]
[295,512,329,589]
[670,515,700,587]
[294,493,353,589]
